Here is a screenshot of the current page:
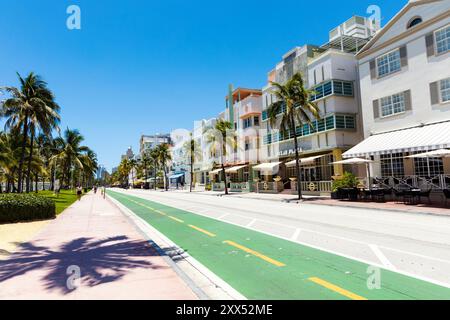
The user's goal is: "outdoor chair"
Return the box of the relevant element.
[393,188,406,203]
[444,189,450,207]
[418,189,432,205]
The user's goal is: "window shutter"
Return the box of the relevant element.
[373,99,380,119]
[370,59,377,79]
[425,33,435,57]
[404,90,412,111]
[429,81,439,105]
[400,46,408,67]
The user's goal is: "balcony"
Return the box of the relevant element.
[236,95,262,119]
[263,113,356,145]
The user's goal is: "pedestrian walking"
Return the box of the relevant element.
[76,185,83,201]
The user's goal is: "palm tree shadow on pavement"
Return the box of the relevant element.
[0,235,166,294]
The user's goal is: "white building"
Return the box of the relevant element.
[344,0,450,189]
[192,118,217,186]
[259,16,377,194]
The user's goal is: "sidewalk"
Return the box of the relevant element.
[0,192,198,300]
[168,189,450,216]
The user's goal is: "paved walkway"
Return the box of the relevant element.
[0,192,198,300]
[170,189,450,216]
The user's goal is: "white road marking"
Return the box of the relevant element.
[291,228,301,240]
[218,213,229,219]
[369,244,396,270]
[246,219,257,227]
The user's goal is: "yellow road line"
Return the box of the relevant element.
[168,215,184,223]
[308,277,367,300]
[188,225,216,237]
[154,209,166,215]
[223,240,285,267]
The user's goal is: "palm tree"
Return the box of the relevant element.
[118,158,131,187]
[140,151,153,189]
[155,144,172,191]
[205,119,236,195]
[267,72,320,200]
[51,128,89,188]
[80,149,98,189]
[150,148,160,190]
[129,158,138,188]
[183,133,201,192]
[1,72,60,192]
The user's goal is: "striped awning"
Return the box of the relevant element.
[225,165,247,173]
[285,155,324,167]
[343,121,450,158]
[253,162,282,172]
[209,168,223,175]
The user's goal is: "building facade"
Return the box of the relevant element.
[140,134,171,156]
[344,0,450,190]
[259,16,376,194]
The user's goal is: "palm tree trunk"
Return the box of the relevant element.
[221,144,228,195]
[26,131,35,193]
[154,167,157,190]
[190,153,193,192]
[290,114,303,200]
[17,116,29,193]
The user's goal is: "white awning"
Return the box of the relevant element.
[406,149,450,158]
[285,155,324,167]
[343,121,450,158]
[225,165,247,173]
[253,162,282,172]
[209,168,223,175]
[332,158,373,165]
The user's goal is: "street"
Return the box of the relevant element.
[108,189,450,300]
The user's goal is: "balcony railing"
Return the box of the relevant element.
[263,113,356,145]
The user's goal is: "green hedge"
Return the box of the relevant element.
[0,194,56,223]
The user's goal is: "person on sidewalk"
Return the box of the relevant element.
[76,185,83,201]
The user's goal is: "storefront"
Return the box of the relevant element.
[343,121,450,190]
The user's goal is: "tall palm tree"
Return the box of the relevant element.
[118,158,131,187]
[183,133,201,192]
[150,148,160,190]
[140,151,153,189]
[50,128,89,188]
[80,149,98,189]
[267,72,320,200]
[205,119,236,195]
[155,144,172,191]
[1,72,60,192]
[129,158,138,188]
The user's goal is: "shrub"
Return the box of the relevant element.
[0,193,56,223]
[332,172,359,192]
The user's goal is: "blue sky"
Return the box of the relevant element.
[0,0,404,171]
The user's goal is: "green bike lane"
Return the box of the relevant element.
[108,190,450,300]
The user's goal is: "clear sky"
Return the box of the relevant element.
[0,0,404,171]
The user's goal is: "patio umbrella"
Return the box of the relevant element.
[406,149,450,158]
[331,158,374,189]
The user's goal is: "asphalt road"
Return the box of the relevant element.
[108,188,450,299]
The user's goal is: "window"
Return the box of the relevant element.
[407,17,422,29]
[243,118,251,129]
[380,93,405,117]
[380,153,405,177]
[253,116,260,126]
[376,49,401,77]
[244,140,251,151]
[413,156,443,177]
[440,78,450,103]
[435,25,450,55]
